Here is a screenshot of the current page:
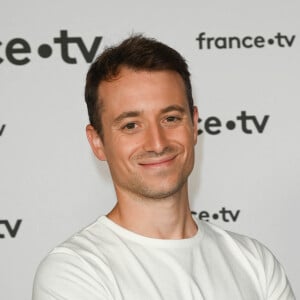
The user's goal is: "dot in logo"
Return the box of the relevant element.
[212,213,219,220]
[38,44,52,58]
[268,39,274,45]
[226,120,236,130]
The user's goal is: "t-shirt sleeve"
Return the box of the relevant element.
[32,250,112,300]
[253,240,296,300]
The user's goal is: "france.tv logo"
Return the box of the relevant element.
[0,30,102,65]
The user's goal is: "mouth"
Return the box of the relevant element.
[138,155,177,168]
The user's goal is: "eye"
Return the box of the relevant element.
[166,116,180,122]
[122,122,138,130]
[162,115,182,128]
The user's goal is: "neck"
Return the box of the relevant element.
[107,185,197,239]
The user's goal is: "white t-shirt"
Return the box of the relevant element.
[32,216,295,300]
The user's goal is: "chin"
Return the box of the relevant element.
[134,180,187,200]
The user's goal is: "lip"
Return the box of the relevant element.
[138,155,177,167]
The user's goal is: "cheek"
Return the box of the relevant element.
[171,126,194,143]
[108,136,141,163]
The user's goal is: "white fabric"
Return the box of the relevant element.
[32,216,295,300]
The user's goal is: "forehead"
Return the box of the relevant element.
[97,67,188,112]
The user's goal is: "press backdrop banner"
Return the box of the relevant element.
[1,1,299,299]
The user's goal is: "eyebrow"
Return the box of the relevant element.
[160,105,186,114]
[112,105,186,125]
[113,110,142,125]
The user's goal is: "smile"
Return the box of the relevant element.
[138,155,177,168]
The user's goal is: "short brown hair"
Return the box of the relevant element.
[85,35,194,138]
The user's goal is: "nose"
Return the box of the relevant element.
[143,124,168,153]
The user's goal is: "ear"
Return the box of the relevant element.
[192,106,199,145]
[86,125,107,161]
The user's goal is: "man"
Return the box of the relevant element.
[33,35,295,299]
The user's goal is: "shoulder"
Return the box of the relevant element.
[32,217,115,300]
[201,220,269,254]
[200,221,295,299]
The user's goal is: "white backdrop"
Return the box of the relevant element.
[1,1,299,299]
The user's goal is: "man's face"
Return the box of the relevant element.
[88,67,198,200]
